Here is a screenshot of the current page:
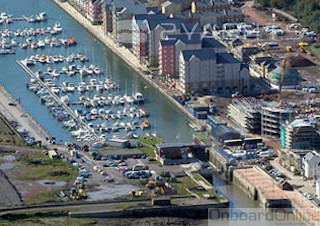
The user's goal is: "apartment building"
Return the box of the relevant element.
[161,0,193,16]
[178,49,250,95]
[303,152,320,179]
[282,118,320,149]
[192,0,230,13]
[159,34,202,77]
[86,0,104,24]
[103,0,147,47]
[227,97,262,134]
[159,33,226,77]
[191,9,244,25]
[132,13,181,66]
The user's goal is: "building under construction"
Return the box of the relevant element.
[281,118,320,149]
[261,102,296,138]
[228,98,296,137]
[228,97,262,134]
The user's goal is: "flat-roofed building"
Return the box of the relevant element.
[261,102,296,138]
[282,118,320,149]
[228,97,262,134]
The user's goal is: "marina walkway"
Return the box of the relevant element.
[17,60,100,142]
[0,84,49,144]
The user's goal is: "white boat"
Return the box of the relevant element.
[96,85,104,92]
[51,70,60,77]
[93,94,100,101]
[134,92,144,103]
[61,66,68,74]
[86,68,93,75]
[91,108,98,115]
[39,12,48,21]
[25,59,35,66]
[68,70,76,76]
[37,39,45,48]
[61,95,70,105]
[79,68,87,76]
[51,86,60,94]
[77,85,86,93]
[93,67,101,75]
[53,22,62,32]
[44,37,51,45]
[126,96,134,104]
[66,86,75,92]
[71,128,88,137]
[90,79,97,86]
[31,42,38,49]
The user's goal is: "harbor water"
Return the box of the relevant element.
[0,1,304,225]
[0,0,193,143]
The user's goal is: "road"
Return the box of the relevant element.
[270,159,315,193]
[0,85,49,144]
[242,1,274,25]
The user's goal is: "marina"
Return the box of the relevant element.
[0,0,193,143]
[18,52,151,143]
[0,11,48,25]
[0,0,317,225]
[1,22,77,52]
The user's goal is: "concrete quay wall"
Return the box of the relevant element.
[69,202,229,219]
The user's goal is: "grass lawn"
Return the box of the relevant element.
[194,132,210,144]
[136,136,162,158]
[308,42,320,59]
[192,172,212,187]
[23,188,65,205]
[8,152,78,205]
[16,152,77,181]
[138,136,161,146]
[0,134,24,146]
[172,176,198,196]
[136,146,156,158]
[193,188,216,199]
[0,150,16,157]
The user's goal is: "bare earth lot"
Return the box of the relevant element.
[0,170,22,208]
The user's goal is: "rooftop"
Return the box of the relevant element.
[289,118,317,128]
[182,49,217,61]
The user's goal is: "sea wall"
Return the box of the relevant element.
[69,202,229,219]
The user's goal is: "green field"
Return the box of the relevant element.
[16,153,77,181]
[6,152,78,205]
[308,42,320,59]
[194,132,210,144]
[136,146,156,158]
[192,173,212,187]
[0,115,24,146]
[135,136,162,158]
[138,136,162,146]
[172,176,198,196]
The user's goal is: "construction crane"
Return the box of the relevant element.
[277,57,288,101]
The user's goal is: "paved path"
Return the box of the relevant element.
[0,85,49,144]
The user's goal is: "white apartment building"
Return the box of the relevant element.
[178,49,250,95]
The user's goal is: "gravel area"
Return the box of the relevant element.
[0,170,22,208]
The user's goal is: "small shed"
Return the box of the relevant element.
[107,138,129,148]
